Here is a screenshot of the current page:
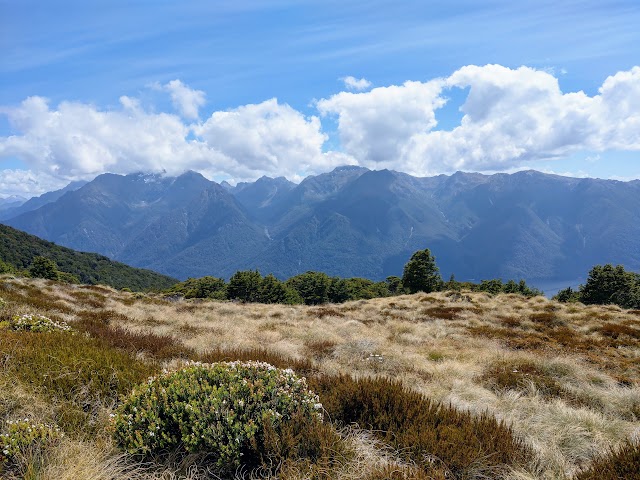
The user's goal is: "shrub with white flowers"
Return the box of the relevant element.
[9,313,71,333]
[112,361,322,472]
[0,419,63,469]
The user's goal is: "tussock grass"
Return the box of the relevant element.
[2,275,640,478]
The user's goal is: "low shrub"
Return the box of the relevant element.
[0,419,63,473]
[0,330,157,434]
[575,440,640,479]
[9,313,71,333]
[112,361,323,473]
[309,374,532,478]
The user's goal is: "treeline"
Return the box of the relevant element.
[168,248,542,305]
[555,264,640,309]
[0,224,178,291]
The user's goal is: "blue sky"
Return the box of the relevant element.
[1,0,640,197]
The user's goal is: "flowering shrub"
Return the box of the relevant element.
[0,419,63,469]
[112,361,322,472]
[0,297,5,309]
[9,313,71,333]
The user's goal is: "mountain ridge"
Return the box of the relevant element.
[3,167,639,283]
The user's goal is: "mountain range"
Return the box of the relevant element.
[2,167,639,286]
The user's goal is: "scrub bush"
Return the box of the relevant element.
[112,361,323,473]
[0,420,63,472]
[9,313,71,332]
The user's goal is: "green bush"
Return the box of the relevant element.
[112,361,323,473]
[9,313,71,333]
[0,419,63,471]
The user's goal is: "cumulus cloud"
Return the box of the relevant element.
[194,98,351,180]
[0,89,349,195]
[341,76,372,91]
[0,169,67,198]
[318,80,446,169]
[2,67,640,197]
[0,95,213,182]
[162,79,206,120]
[319,65,640,176]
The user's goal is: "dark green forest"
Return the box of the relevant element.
[0,224,177,291]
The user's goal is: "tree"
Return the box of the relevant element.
[579,264,639,308]
[29,256,60,281]
[227,270,262,302]
[259,274,301,304]
[553,287,581,303]
[401,248,442,294]
[286,271,332,305]
[385,276,403,295]
[170,276,227,299]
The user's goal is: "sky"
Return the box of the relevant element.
[1,0,640,198]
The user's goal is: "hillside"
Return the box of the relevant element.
[0,224,177,291]
[3,167,640,284]
[0,276,638,479]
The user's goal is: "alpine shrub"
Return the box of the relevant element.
[112,361,323,472]
[0,419,63,471]
[9,313,71,332]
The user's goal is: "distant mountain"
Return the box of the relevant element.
[0,195,27,213]
[0,224,177,291]
[0,181,86,220]
[3,167,640,284]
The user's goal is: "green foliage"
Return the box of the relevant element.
[112,361,323,473]
[29,256,60,281]
[0,260,14,274]
[0,224,177,291]
[57,271,80,284]
[385,275,403,294]
[0,330,157,434]
[402,248,442,294]
[259,274,302,304]
[0,297,5,310]
[472,278,542,297]
[575,440,640,480]
[9,313,71,333]
[227,270,263,302]
[287,271,332,305]
[579,264,640,309]
[170,276,227,299]
[0,420,63,473]
[553,286,581,303]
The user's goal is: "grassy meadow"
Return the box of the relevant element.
[1,275,639,479]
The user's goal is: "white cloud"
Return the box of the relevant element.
[194,98,351,180]
[318,80,446,169]
[341,76,372,91]
[319,65,640,176]
[2,67,640,197]
[162,79,206,120]
[0,95,214,182]
[0,169,66,198]
[0,90,351,195]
